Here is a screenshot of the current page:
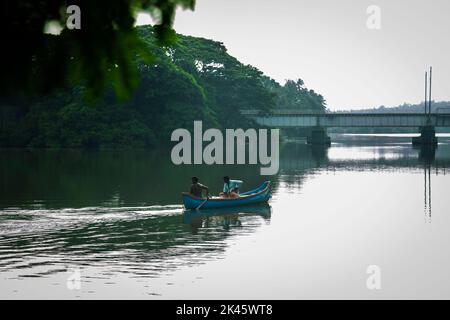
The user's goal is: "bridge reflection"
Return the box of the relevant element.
[278,141,443,222]
[279,141,450,173]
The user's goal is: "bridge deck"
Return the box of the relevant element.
[241,111,450,128]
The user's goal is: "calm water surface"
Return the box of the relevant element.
[1,134,450,299]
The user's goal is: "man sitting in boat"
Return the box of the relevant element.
[190,176,209,198]
[219,176,243,198]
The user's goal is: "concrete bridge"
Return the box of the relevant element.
[241,110,450,146]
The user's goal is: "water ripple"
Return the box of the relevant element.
[0,204,271,281]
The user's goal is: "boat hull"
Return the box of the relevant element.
[182,181,271,210]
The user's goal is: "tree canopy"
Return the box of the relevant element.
[0,0,195,99]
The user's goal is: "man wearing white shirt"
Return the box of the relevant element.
[220,176,243,198]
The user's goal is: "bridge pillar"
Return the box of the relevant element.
[412,126,438,147]
[306,127,331,146]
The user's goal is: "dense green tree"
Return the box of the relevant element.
[168,34,276,127]
[274,79,326,113]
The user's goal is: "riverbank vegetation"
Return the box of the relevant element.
[0,26,326,148]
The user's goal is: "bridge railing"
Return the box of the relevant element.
[240,110,450,128]
[240,109,324,115]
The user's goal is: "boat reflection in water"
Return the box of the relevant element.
[0,204,273,289]
[182,204,272,234]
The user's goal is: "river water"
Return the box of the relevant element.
[1,134,450,299]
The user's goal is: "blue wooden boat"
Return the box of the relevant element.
[182,181,272,210]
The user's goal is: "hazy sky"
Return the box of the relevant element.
[140,0,450,110]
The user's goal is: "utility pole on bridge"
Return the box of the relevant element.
[413,66,437,147]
